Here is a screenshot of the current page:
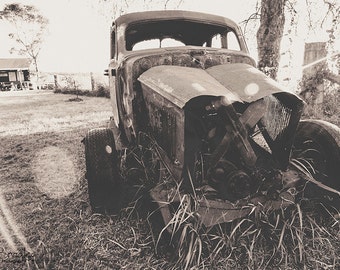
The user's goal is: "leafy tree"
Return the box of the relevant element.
[0,3,49,74]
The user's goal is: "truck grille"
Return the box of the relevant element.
[261,95,292,141]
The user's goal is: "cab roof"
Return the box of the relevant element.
[114,10,240,30]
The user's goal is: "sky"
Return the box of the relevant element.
[0,0,259,73]
[1,0,110,72]
[0,0,337,78]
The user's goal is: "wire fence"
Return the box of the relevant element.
[39,72,108,91]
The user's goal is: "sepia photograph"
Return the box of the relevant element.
[0,0,339,269]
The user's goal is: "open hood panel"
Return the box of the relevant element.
[138,65,241,108]
[206,63,296,102]
[138,64,300,108]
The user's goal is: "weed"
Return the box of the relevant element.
[160,192,207,269]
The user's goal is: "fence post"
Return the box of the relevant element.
[54,75,58,89]
[90,72,95,91]
[302,42,327,105]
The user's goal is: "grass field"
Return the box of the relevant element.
[0,90,339,269]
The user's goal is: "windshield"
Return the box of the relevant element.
[125,20,241,51]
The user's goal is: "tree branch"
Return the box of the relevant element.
[239,6,261,35]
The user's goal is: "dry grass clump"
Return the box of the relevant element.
[151,195,339,269]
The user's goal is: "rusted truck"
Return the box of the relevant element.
[84,10,340,229]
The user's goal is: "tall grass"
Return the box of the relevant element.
[125,142,339,269]
[152,197,339,269]
[158,192,206,269]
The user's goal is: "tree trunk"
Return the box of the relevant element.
[32,56,40,89]
[257,0,287,80]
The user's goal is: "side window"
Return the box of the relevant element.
[211,34,222,48]
[210,32,241,51]
[110,28,116,59]
[227,31,241,51]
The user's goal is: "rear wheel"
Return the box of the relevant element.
[84,128,122,214]
[292,120,340,208]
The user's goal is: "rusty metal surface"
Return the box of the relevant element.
[259,94,304,168]
[150,183,295,229]
[138,65,242,108]
[197,191,294,227]
[142,85,185,180]
[138,64,301,110]
[208,104,258,169]
[206,63,299,102]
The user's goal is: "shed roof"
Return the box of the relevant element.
[0,58,31,70]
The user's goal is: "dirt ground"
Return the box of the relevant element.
[0,90,112,200]
[0,90,121,268]
[0,90,168,270]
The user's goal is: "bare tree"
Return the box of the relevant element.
[0,3,49,74]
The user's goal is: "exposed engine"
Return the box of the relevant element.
[184,96,287,201]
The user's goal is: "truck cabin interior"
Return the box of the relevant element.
[125,20,241,51]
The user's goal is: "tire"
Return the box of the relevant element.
[84,128,122,214]
[292,120,340,208]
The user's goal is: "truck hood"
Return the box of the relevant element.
[138,63,299,108]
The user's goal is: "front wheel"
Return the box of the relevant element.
[292,120,340,209]
[84,128,122,214]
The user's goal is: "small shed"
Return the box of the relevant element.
[0,58,32,90]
